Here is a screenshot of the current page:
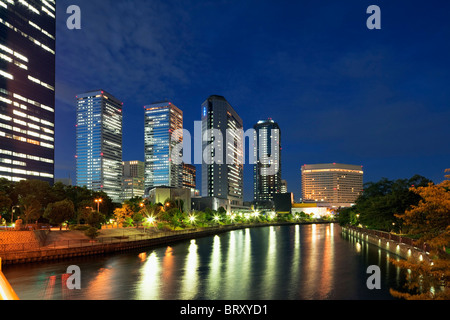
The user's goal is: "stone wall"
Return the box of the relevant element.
[0,231,43,252]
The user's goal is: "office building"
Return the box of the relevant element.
[122,160,145,200]
[144,101,183,191]
[281,180,288,193]
[0,0,56,184]
[76,90,123,203]
[148,186,191,213]
[253,119,281,202]
[201,95,243,207]
[301,163,364,207]
[182,162,197,194]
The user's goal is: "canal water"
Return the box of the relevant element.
[2,223,407,300]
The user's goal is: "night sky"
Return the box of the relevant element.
[55,0,450,201]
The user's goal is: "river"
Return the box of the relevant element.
[2,223,407,300]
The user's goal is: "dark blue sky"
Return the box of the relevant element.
[55,0,450,201]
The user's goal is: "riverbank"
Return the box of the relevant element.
[1,220,333,266]
[341,226,431,264]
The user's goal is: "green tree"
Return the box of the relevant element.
[14,180,53,209]
[0,191,12,217]
[85,210,106,229]
[350,175,431,232]
[44,199,76,230]
[20,195,42,224]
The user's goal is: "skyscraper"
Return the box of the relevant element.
[201,95,243,207]
[301,163,364,208]
[144,101,183,191]
[0,0,56,184]
[122,160,145,201]
[76,90,123,203]
[253,119,281,202]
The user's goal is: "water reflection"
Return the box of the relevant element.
[3,223,407,300]
[180,240,199,300]
[135,252,160,300]
[206,235,221,299]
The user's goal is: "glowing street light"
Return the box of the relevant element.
[94,198,103,212]
[146,216,156,225]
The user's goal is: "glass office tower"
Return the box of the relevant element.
[144,101,183,191]
[201,95,243,207]
[254,119,281,202]
[0,0,56,184]
[76,90,123,203]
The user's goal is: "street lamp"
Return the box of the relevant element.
[94,198,103,212]
[11,205,20,224]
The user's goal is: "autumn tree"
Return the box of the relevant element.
[113,204,134,227]
[390,169,450,300]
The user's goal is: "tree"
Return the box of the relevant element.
[14,180,53,209]
[20,195,42,224]
[44,199,76,230]
[124,196,144,213]
[113,204,134,227]
[348,175,431,232]
[85,210,106,229]
[0,191,12,216]
[396,179,450,251]
[390,170,450,300]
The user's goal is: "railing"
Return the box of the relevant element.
[0,220,334,254]
[0,258,20,300]
[345,225,430,252]
[0,223,259,254]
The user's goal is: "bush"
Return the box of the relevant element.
[70,225,90,231]
[85,227,100,239]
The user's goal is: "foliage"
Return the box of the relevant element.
[390,170,450,300]
[338,175,432,232]
[85,227,100,240]
[44,199,76,229]
[20,195,42,224]
[0,191,12,215]
[113,204,134,226]
[85,210,106,229]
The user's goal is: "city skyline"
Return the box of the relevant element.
[54,1,450,201]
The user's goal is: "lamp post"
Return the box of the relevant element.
[11,205,20,224]
[94,198,103,212]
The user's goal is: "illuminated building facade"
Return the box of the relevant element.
[201,95,243,207]
[301,163,364,207]
[253,119,281,202]
[144,101,183,191]
[0,0,56,184]
[76,90,123,203]
[182,162,197,195]
[122,160,145,200]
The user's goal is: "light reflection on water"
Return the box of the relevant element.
[3,223,406,300]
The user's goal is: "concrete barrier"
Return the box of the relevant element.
[0,258,20,300]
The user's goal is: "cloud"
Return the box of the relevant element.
[56,0,197,105]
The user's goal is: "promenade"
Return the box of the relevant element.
[0,221,332,266]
